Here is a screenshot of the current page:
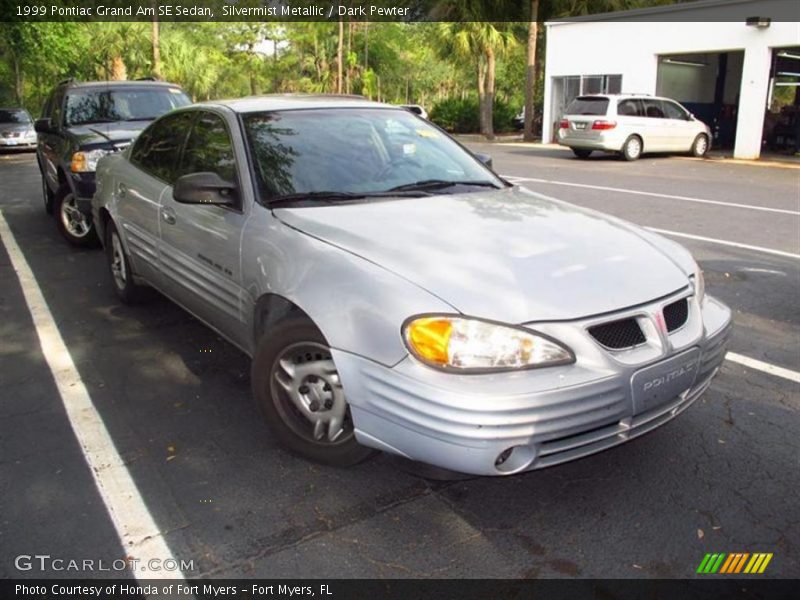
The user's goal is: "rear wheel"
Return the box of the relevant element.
[691,134,709,157]
[252,319,376,467]
[572,148,592,159]
[105,220,148,304]
[55,187,99,247]
[621,135,643,161]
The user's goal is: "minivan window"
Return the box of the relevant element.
[65,87,191,126]
[565,97,609,116]
[662,100,690,121]
[131,111,195,184]
[0,109,31,123]
[643,99,666,119]
[616,99,642,117]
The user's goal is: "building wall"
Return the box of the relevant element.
[543,11,799,159]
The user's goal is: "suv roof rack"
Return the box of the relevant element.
[136,77,158,81]
[57,77,76,86]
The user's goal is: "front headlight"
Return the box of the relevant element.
[71,149,110,173]
[403,315,574,372]
[691,265,705,304]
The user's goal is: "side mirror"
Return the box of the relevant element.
[173,172,237,206]
[34,118,53,133]
[474,152,493,170]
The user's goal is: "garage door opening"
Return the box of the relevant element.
[656,51,744,152]
[764,46,800,157]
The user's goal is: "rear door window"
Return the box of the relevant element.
[643,99,666,119]
[130,111,195,184]
[565,97,609,116]
[617,99,643,117]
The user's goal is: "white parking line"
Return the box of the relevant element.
[645,228,800,260]
[726,352,800,384]
[504,176,800,216]
[0,212,185,581]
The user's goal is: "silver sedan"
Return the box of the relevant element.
[92,96,732,476]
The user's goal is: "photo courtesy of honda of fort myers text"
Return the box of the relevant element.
[1,0,799,599]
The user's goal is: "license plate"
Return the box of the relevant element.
[631,348,701,415]
[574,122,587,130]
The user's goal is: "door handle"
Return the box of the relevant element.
[161,208,176,225]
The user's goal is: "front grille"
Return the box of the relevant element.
[663,298,688,332]
[588,318,646,349]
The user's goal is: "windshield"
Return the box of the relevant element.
[242,108,503,201]
[65,87,191,126]
[0,109,31,124]
[565,97,609,116]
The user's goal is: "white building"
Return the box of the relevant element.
[542,0,800,159]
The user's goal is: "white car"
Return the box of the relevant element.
[401,104,428,120]
[557,94,711,161]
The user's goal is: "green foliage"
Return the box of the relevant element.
[430,96,517,134]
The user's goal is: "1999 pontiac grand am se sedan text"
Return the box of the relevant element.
[92,95,732,476]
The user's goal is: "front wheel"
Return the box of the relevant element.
[252,319,376,467]
[691,134,709,157]
[572,148,592,159]
[621,135,643,161]
[55,187,99,247]
[41,176,54,215]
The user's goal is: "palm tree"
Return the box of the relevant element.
[437,22,516,139]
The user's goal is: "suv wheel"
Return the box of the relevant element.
[691,134,709,157]
[55,187,99,247]
[41,176,54,215]
[622,135,643,161]
[572,148,592,159]
[252,318,376,467]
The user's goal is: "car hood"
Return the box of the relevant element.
[275,187,690,323]
[65,121,151,146]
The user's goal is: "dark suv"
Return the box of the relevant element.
[36,79,191,246]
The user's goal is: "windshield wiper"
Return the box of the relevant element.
[388,179,501,192]
[123,116,158,121]
[267,190,428,207]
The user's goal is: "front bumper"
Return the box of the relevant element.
[0,138,36,149]
[337,293,732,476]
[68,171,96,217]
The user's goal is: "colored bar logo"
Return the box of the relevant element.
[697,553,773,574]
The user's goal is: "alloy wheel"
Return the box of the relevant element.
[60,194,91,238]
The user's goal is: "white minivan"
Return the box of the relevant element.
[557,94,712,161]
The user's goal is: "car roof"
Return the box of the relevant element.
[573,93,675,101]
[60,80,184,91]
[200,94,398,114]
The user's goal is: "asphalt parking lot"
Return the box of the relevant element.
[1,146,798,580]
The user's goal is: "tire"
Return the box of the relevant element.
[41,176,54,215]
[105,220,148,304]
[572,148,592,159]
[621,135,643,161]
[691,134,709,157]
[55,187,99,247]
[252,318,376,467]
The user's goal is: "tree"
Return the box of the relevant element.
[437,22,516,138]
[523,1,539,141]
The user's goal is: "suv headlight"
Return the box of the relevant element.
[691,265,705,303]
[403,315,574,372]
[71,149,111,173]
